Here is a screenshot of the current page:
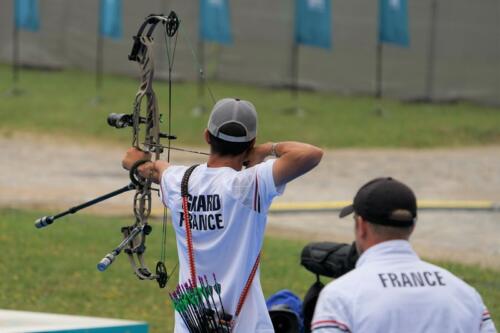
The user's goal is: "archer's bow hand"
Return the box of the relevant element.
[122,147,151,171]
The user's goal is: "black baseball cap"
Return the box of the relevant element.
[339,177,417,227]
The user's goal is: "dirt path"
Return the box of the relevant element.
[2,132,499,267]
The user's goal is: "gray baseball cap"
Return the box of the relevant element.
[207,98,257,143]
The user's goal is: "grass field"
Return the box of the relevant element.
[0,208,498,332]
[1,64,500,148]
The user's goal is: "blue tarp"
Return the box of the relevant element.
[199,0,233,45]
[379,0,410,46]
[15,0,40,31]
[99,0,123,40]
[294,0,332,49]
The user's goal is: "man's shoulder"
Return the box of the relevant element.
[419,259,479,294]
[233,160,279,189]
[244,159,275,176]
[322,265,368,295]
[163,164,190,177]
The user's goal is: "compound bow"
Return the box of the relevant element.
[35,11,208,289]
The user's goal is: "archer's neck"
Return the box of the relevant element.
[207,154,245,171]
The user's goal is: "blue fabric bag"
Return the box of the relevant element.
[266,289,304,333]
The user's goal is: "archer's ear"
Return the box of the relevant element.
[248,138,256,150]
[204,129,211,144]
[356,216,369,239]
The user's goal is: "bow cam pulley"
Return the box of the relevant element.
[165,11,180,37]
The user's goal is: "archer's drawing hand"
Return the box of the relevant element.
[122,147,151,170]
[244,142,273,168]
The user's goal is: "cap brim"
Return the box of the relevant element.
[339,204,354,218]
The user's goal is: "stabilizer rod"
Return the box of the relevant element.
[97,224,143,272]
[35,183,137,229]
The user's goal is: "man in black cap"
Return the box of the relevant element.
[311,177,496,333]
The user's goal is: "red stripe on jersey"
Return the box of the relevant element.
[311,320,351,332]
[312,325,349,332]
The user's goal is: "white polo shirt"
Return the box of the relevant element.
[312,240,496,333]
[161,159,285,333]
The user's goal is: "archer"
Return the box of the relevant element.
[122,97,323,332]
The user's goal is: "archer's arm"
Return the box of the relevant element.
[122,147,170,184]
[245,141,323,187]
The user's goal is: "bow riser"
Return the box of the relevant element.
[126,24,169,285]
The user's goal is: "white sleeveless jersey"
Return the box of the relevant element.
[161,160,284,333]
[312,240,497,333]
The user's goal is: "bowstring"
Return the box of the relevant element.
[164,23,178,163]
[159,21,179,269]
[179,26,217,105]
[142,143,209,156]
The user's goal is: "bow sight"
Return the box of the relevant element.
[107,113,141,128]
[107,113,177,142]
